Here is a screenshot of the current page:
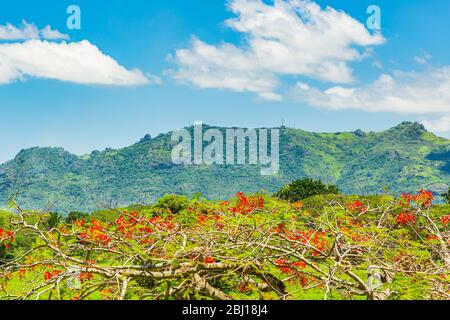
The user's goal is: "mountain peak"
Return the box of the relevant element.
[392,121,427,132]
[139,134,152,143]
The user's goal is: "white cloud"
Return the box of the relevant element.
[0,40,154,86]
[414,52,432,65]
[0,21,69,40]
[168,0,384,100]
[422,116,450,132]
[372,60,383,70]
[39,25,70,40]
[292,66,450,114]
[258,91,283,101]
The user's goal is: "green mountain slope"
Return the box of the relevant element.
[0,122,449,212]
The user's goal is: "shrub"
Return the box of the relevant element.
[0,210,12,228]
[442,190,450,204]
[46,212,62,229]
[66,211,89,224]
[90,210,119,222]
[274,178,339,203]
[153,194,190,214]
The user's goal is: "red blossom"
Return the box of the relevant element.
[440,215,450,228]
[396,212,416,226]
[274,259,307,275]
[414,190,434,208]
[74,219,86,228]
[230,192,264,214]
[237,282,251,293]
[401,190,434,208]
[77,219,112,245]
[292,201,304,211]
[204,256,216,264]
[283,229,329,257]
[79,272,94,283]
[43,270,63,281]
[18,268,27,279]
[0,228,15,249]
[346,200,367,213]
[400,193,414,206]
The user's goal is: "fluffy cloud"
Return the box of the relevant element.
[292,66,450,114]
[0,21,69,40]
[0,40,154,86]
[422,116,450,132]
[168,0,384,100]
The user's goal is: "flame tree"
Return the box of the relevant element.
[0,191,449,300]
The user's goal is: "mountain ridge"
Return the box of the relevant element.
[2,121,436,162]
[1,122,449,212]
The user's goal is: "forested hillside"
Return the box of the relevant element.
[0,122,448,212]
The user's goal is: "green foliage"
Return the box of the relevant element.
[66,211,89,224]
[0,210,12,228]
[274,178,339,202]
[153,194,190,214]
[90,209,120,223]
[441,190,450,204]
[46,212,62,229]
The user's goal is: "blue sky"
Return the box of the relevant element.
[0,0,449,163]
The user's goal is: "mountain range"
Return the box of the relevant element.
[0,121,449,213]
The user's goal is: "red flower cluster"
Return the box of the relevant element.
[148,216,175,231]
[43,270,63,281]
[346,200,367,213]
[115,212,154,240]
[204,256,216,264]
[401,190,434,208]
[79,272,94,283]
[270,225,330,257]
[78,219,112,246]
[197,213,223,225]
[270,223,285,234]
[230,192,264,214]
[292,201,304,211]
[396,212,416,226]
[415,190,434,208]
[298,274,311,288]
[74,219,86,228]
[0,228,15,249]
[286,230,329,257]
[440,215,450,228]
[18,268,28,279]
[400,193,414,205]
[274,259,306,274]
[274,259,311,287]
[237,282,251,293]
[339,225,371,242]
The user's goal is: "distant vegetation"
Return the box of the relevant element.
[274,178,339,202]
[0,122,449,213]
[442,190,450,204]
